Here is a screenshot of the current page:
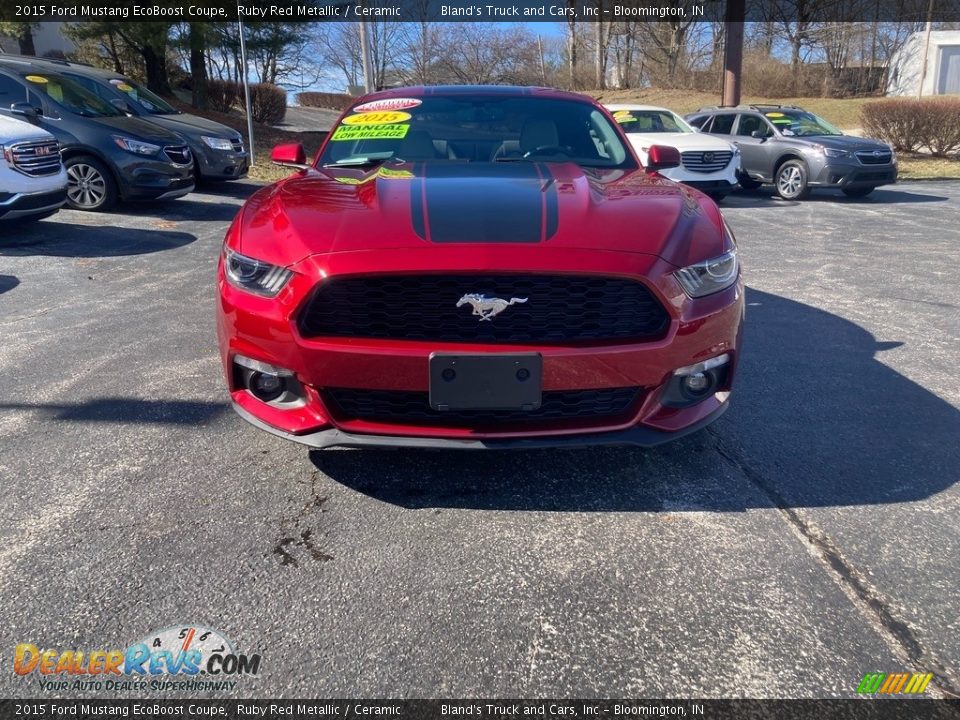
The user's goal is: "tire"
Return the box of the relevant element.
[842,186,875,198]
[736,171,763,191]
[65,155,118,212]
[774,159,810,200]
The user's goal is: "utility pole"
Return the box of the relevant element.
[537,34,546,85]
[917,0,935,98]
[359,20,375,92]
[721,0,745,107]
[238,19,255,164]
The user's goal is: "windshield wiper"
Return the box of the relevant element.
[322,157,393,168]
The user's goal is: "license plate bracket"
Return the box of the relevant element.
[429,353,542,411]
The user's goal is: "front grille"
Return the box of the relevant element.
[681,150,733,174]
[9,139,61,177]
[298,274,670,343]
[325,387,641,427]
[231,138,244,152]
[854,171,895,183]
[856,150,892,165]
[163,145,192,165]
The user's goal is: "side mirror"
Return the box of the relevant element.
[645,144,681,172]
[271,143,308,169]
[10,101,38,122]
[751,130,768,139]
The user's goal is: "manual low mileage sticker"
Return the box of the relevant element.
[331,124,410,141]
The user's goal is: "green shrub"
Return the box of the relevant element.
[861,98,960,157]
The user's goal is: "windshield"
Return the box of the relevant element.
[318,96,635,169]
[765,109,843,137]
[108,78,179,115]
[22,72,123,118]
[612,109,693,134]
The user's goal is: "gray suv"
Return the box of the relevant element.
[685,105,897,200]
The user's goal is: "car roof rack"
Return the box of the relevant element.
[739,104,803,111]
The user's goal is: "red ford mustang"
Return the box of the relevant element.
[216,86,744,449]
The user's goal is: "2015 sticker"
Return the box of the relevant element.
[612,110,637,123]
[342,111,411,126]
[765,112,785,118]
[331,124,410,141]
[25,75,48,83]
[352,98,422,113]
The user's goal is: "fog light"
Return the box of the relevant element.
[250,372,284,402]
[682,372,711,394]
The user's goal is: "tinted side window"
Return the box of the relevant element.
[686,114,709,129]
[709,114,736,134]
[0,72,28,109]
[737,114,772,137]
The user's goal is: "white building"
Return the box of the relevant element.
[887,30,960,96]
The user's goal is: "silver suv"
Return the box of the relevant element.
[685,105,897,200]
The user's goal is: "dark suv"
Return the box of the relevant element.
[686,105,897,200]
[44,60,249,183]
[0,57,194,211]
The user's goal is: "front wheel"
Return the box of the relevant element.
[65,156,118,212]
[842,186,875,198]
[775,160,810,200]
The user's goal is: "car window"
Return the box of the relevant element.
[708,114,736,134]
[0,72,28,107]
[18,71,123,118]
[612,109,692,134]
[319,96,636,169]
[736,115,772,138]
[686,114,709,129]
[106,78,179,115]
[763,109,843,137]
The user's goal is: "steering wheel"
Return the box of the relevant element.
[522,145,570,159]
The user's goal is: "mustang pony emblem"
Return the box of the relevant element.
[456,294,528,321]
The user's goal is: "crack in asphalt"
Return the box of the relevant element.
[707,426,960,699]
[272,469,334,567]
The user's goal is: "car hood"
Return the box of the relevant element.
[143,112,240,141]
[625,132,734,152]
[798,134,890,152]
[235,162,727,270]
[0,114,54,143]
[92,115,187,144]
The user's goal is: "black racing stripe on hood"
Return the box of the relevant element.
[410,162,559,243]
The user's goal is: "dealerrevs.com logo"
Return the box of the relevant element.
[13,625,261,692]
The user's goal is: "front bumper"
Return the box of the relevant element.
[194,144,250,181]
[0,187,67,220]
[232,396,730,450]
[217,247,744,448]
[808,158,898,188]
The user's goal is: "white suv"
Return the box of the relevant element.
[605,104,741,202]
[0,115,67,222]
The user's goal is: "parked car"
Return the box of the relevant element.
[38,59,249,183]
[0,57,194,211]
[686,104,897,199]
[217,86,744,451]
[0,113,66,222]
[605,103,740,202]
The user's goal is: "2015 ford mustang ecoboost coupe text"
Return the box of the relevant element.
[216,86,744,450]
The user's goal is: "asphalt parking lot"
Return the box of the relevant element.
[1,180,958,699]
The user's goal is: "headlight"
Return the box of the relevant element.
[674,250,739,298]
[809,144,849,158]
[202,136,234,151]
[112,135,160,156]
[223,248,293,297]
